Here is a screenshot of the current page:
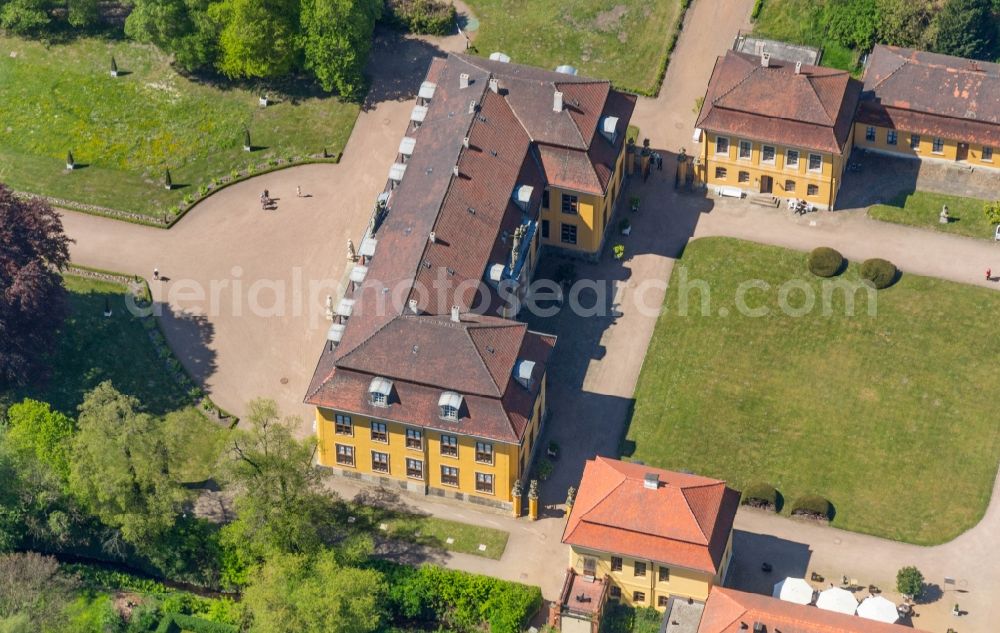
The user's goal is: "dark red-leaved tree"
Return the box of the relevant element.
[0,184,73,386]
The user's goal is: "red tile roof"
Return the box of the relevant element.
[856,45,1000,147]
[699,588,928,633]
[562,457,739,575]
[696,51,861,155]
[305,54,632,443]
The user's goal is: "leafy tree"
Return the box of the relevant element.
[933,0,997,60]
[0,0,51,34]
[242,550,385,633]
[4,399,74,482]
[209,0,300,79]
[896,565,924,599]
[67,0,100,28]
[218,399,342,584]
[824,0,880,49]
[125,0,219,71]
[876,0,935,48]
[0,552,78,632]
[300,0,380,98]
[0,184,72,387]
[984,200,1000,225]
[68,382,187,545]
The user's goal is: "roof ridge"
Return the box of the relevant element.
[679,486,713,543]
[465,326,503,397]
[804,74,840,124]
[711,63,760,106]
[334,314,404,366]
[870,56,910,92]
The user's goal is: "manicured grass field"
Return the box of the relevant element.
[752,0,857,72]
[7,275,190,416]
[869,191,996,240]
[350,503,509,559]
[466,0,683,93]
[0,35,359,218]
[625,238,1000,545]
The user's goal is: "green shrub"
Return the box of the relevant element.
[751,0,764,20]
[373,561,542,633]
[386,0,456,35]
[156,613,237,633]
[740,482,778,510]
[790,494,833,520]
[534,458,554,481]
[859,258,897,289]
[807,247,844,277]
[896,566,924,599]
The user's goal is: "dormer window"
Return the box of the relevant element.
[438,391,463,420]
[369,377,393,407]
[514,359,536,389]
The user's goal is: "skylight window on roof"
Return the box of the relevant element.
[410,105,428,124]
[418,81,437,100]
[389,163,407,182]
[399,136,416,156]
[438,391,463,420]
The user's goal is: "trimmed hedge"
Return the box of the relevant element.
[386,0,456,35]
[740,482,778,510]
[751,0,764,20]
[807,247,844,278]
[372,560,542,633]
[790,495,833,520]
[860,258,897,289]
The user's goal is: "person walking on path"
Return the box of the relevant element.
[988,268,993,281]
[296,185,302,197]
[153,268,159,281]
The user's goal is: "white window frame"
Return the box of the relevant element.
[865,126,876,142]
[737,139,752,160]
[440,434,458,457]
[405,428,423,450]
[715,136,730,156]
[334,414,353,436]
[370,421,388,443]
[475,441,494,465]
[785,149,799,169]
[406,458,423,480]
[807,153,822,173]
[441,465,459,487]
[371,450,389,473]
[335,443,354,467]
[475,472,494,494]
[761,145,776,165]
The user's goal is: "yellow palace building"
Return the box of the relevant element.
[304,53,634,509]
[694,50,861,210]
[853,45,999,170]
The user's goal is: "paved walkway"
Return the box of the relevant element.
[60,28,468,425]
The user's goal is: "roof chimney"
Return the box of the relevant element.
[463,136,470,149]
[795,61,802,74]
[459,73,470,89]
[407,299,419,314]
[429,231,437,243]
[451,305,460,322]
[469,99,477,114]
[489,78,499,93]
[761,52,770,67]
[643,472,659,490]
[553,91,563,112]
[453,165,460,177]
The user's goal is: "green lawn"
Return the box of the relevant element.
[869,191,996,240]
[6,275,191,416]
[752,0,858,72]
[348,503,509,559]
[0,35,359,219]
[625,238,1000,545]
[466,0,683,94]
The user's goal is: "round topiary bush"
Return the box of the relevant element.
[790,495,833,520]
[740,482,778,511]
[807,247,844,277]
[859,258,897,289]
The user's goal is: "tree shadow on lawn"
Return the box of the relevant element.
[153,301,218,389]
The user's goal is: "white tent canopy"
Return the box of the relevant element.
[772,578,814,605]
[816,587,858,615]
[857,596,898,624]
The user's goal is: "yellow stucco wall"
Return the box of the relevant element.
[539,143,626,255]
[567,538,730,611]
[854,123,998,168]
[699,132,846,209]
[315,375,546,504]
